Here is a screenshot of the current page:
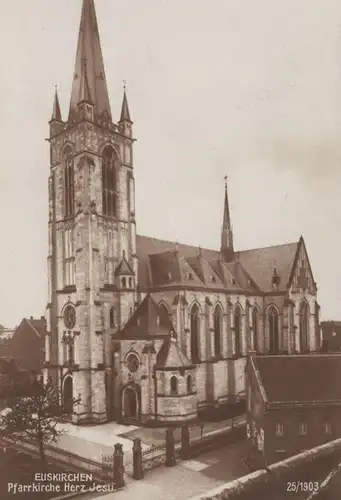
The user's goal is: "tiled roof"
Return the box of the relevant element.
[26,318,46,338]
[136,234,299,293]
[254,355,341,404]
[238,242,298,292]
[115,294,173,340]
[156,336,193,368]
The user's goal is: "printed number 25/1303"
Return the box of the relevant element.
[287,482,319,493]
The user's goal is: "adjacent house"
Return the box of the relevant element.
[245,353,341,466]
[10,317,46,374]
[321,321,341,352]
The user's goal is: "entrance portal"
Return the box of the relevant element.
[123,387,138,420]
[63,376,73,415]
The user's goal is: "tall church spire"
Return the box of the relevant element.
[221,176,234,261]
[69,0,112,121]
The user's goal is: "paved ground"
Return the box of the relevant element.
[76,437,249,500]
[54,421,149,464]
[52,417,245,467]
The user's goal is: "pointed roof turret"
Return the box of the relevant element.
[119,85,132,122]
[115,252,134,277]
[69,0,112,121]
[51,86,62,122]
[220,176,234,261]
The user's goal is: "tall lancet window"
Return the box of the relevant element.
[158,303,170,330]
[63,147,75,218]
[64,226,75,287]
[234,305,242,357]
[190,304,200,363]
[299,301,309,353]
[102,146,118,217]
[252,308,259,352]
[214,306,222,357]
[268,306,280,354]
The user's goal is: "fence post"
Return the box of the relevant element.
[165,428,176,467]
[132,438,144,480]
[181,425,190,459]
[113,443,125,488]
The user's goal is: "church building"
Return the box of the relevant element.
[44,0,321,425]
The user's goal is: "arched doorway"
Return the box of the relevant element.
[123,387,138,420]
[299,301,309,353]
[63,376,73,415]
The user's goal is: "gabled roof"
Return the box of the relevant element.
[69,0,112,121]
[252,354,341,405]
[156,335,193,369]
[115,294,173,340]
[115,255,134,276]
[13,318,46,339]
[136,234,300,293]
[287,235,317,289]
[186,255,223,288]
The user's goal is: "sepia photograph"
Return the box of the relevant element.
[1,0,341,499]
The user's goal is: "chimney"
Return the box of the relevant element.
[30,316,33,320]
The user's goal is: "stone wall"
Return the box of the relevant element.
[189,438,341,500]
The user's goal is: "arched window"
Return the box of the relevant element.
[299,301,309,353]
[187,374,193,393]
[122,277,126,288]
[158,303,170,329]
[234,305,242,357]
[268,306,279,354]
[129,278,133,288]
[63,147,75,218]
[170,375,178,395]
[190,304,200,363]
[109,307,116,328]
[102,146,118,217]
[214,306,222,357]
[252,308,259,351]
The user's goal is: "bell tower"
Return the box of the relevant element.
[44,0,137,423]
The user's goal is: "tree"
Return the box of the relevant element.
[0,378,80,463]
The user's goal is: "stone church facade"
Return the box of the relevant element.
[44,0,321,425]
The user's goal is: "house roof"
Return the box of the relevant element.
[12,318,46,340]
[156,335,193,369]
[253,354,341,405]
[136,234,300,293]
[115,294,173,340]
[25,318,46,338]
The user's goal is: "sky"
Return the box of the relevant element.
[1,0,341,327]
